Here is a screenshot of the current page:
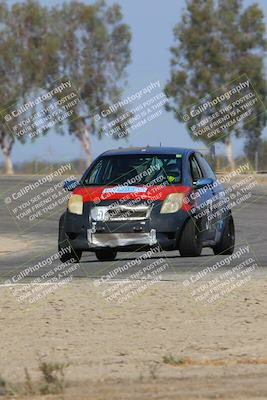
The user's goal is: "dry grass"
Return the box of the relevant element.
[163,355,267,367]
[163,355,188,366]
[0,360,69,397]
[38,361,69,395]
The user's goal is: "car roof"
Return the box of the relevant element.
[101,146,193,156]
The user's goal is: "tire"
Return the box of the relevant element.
[95,249,117,261]
[58,215,82,263]
[213,215,235,255]
[178,218,202,257]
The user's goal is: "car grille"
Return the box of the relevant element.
[108,205,149,221]
[91,205,151,221]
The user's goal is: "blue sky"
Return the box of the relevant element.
[3,0,267,164]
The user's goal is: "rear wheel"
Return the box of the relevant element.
[179,218,202,257]
[95,249,117,261]
[58,216,82,263]
[213,215,235,255]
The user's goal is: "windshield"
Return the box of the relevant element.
[82,154,182,186]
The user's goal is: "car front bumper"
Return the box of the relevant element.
[62,200,189,251]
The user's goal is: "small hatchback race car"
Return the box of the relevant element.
[58,147,235,262]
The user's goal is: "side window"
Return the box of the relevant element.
[86,161,102,184]
[196,154,216,180]
[85,159,106,184]
[190,155,202,183]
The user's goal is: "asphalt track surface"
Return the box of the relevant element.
[0,176,266,282]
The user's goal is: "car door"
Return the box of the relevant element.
[189,153,214,240]
[195,153,226,240]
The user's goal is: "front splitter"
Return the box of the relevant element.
[87,229,157,248]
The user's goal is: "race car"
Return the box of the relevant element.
[58,146,235,262]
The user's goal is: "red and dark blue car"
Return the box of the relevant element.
[58,147,235,262]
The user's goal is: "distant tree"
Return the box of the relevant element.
[0,0,58,174]
[51,0,131,165]
[165,0,267,169]
[256,139,267,171]
[0,0,131,174]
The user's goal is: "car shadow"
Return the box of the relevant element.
[79,253,214,263]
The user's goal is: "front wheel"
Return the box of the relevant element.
[213,215,235,255]
[95,249,117,261]
[58,244,82,263]
[179,218,202,257]
[58,215,82,263]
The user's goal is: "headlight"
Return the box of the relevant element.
[160,193,184,214]
[68,194,83,215]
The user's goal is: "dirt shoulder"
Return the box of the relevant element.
[0,277,267,399]
[0,235,34,255]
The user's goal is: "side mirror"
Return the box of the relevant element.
[194,177,214,189]
[63,179,79,191]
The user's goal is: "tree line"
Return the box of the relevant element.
[0,0,266,174]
